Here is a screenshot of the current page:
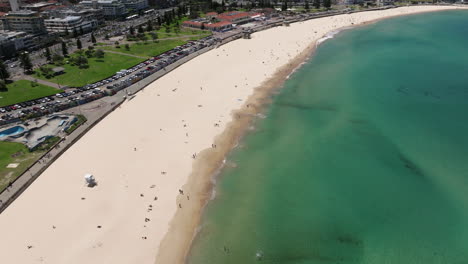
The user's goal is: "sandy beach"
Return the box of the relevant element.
[0,5,465,264]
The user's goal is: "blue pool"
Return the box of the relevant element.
[0,126,25,138]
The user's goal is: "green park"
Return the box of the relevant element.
[0,80,60,107]
[0,141,45,192]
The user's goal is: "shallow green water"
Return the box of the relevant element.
[187,10,468,264]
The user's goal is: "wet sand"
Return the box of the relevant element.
[0,5,464,264]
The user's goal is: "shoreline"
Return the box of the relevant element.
[155,33,319,264]
[0,6,465,264]
[155,5,468,264]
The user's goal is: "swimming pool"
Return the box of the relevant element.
[0,126,25,138]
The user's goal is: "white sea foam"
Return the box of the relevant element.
[316,29,341,46]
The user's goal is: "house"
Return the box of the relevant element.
[205,20,232,31]
[217,11,253,25]
[182,20,203,29]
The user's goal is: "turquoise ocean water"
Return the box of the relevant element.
[187,10,468,264]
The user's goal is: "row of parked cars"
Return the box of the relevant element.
[106,39,211,93]
[0,36,218,125]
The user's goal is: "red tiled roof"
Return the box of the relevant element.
[205,21,232,28]
[0,11,6,16]
[217,12,251,22]
[39,4,65,11]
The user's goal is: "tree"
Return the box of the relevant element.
[85,49,94,57]
[305,0,310,11]
[61,41,68,56]
[19,52,33,73]
[95,49,105,58]
[39,66,54,78]
[201,23,205,30]
[91,33,96,44]
[125,44,130,50]
[52,54,64,65]
[44,47,52,62]
[79,26,84,35]
[313,0,320,9]
[76,38,82,49]
[281,1,288,11]
[72,28,78,38]
[157,16,162,26]
[323,0,331,8]
[147,20,153,31]
[0,60,10,81]
[129,25,135,35]
[0,80,6,91]
[76,55,88,68]
[64,27,69,36]
[165,24,171,33]
[138,25,144,34]
[150,32,158,42]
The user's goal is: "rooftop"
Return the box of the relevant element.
[205,21,232,28]
[45,16,81,22]
[217,11,252,21]
[22,2,54,8]
[6,10,39,16]
[52,67,65,73]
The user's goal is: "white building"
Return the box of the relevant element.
[80,0,127,18]
[43,8,105,30]
[44,16,93,34]
[0,10,46,35]
[121,0,148,11]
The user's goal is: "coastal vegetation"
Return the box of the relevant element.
[0,80,60,107]
[31,136,61,152]
[65,115,87,134]
[34,51,142,87]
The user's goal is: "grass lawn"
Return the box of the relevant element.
[0,80,60,107]
[102,39,187,58]
[34,52,144,87]
[156,28,212,37]
[0,141,44,192]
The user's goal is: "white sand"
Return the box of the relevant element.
[0,5,465,264]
